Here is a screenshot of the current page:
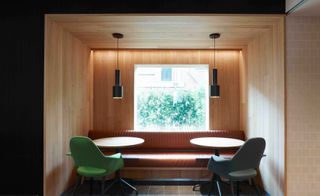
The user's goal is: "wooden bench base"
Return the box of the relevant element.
[121,167,211,180]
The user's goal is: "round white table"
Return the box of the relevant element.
[190,137,244,155]
[93,136,144,195]
[190,137,245,192]
[94,136,144,152]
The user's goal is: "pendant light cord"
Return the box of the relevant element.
[116,38,119,70]
[213,37,216,69]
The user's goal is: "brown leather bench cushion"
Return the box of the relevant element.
[88,130,245,167]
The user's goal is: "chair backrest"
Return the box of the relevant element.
[70,136,106,168]
[231,137,266,171]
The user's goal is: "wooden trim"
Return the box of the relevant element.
[283,16,287,196]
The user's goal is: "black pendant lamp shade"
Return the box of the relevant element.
[112,33,124,99]
[209,33,220,98]
[210,68,220,98]
[113,69,123,99]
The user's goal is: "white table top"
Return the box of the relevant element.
[93,136,144,148]
[190,137,244,149]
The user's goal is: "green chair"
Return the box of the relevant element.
[69,136,124,195]
[207,137,266,196]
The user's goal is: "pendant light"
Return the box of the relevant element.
[209,33,220,98]
[112,33,124,99]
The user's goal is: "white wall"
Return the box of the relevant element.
[286,16,320,196]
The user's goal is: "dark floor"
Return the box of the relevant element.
[63,179,266,196]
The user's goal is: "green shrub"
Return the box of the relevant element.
[137,89,206,130]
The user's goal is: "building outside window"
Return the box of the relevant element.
[161,68,172,81]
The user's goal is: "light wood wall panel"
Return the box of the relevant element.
[44,17,93,196]
[286,16,320,196]
[239,48,248,131]
[240,17,285,196]
[93,49,240,131]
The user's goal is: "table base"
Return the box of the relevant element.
[193,175,231,196]
[104,170,138,195]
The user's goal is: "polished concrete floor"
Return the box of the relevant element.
[63,179,266,196]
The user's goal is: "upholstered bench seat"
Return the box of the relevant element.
[88,130,245,168]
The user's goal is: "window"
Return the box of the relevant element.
[134,64,209,131]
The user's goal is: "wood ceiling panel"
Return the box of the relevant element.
[48,14,281,49]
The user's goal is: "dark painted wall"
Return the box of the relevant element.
[0,0,284,195]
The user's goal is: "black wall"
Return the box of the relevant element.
[0,0,285,195]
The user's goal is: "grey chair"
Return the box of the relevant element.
[207,137,266,196]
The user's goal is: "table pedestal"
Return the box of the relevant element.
[190,137,244,196]
[104,170,138,195]
[103,148,138,195]
[193,149,222,196]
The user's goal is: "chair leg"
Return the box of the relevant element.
[216,179,222,196]
[230,181,235,196]
[72,175,81,196]
[121,178,138,195]
[101,177,105,196]
[80,176,84,185]
[104,179,117,194]
[208,175,215,196]
[252,178,261,196]
[89,177,93,195]
[119,179,126,196]
[236,181,240,196]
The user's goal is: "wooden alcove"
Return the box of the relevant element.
[44,14,285,196]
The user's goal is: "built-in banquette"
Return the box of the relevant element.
[88,130,245,169]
